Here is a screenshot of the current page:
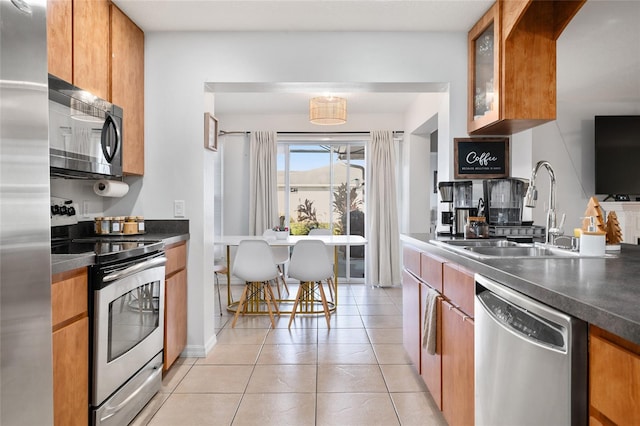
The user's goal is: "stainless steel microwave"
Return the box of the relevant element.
[49,75,123,178]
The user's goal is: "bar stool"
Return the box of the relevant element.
[308,228,336,301]
[231,240,281,328]
[288,240,333,329]
[263,229,290,298]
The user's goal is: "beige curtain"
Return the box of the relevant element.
[367,130,401,287]
[249,131,278,235]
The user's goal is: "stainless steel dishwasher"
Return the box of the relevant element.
[474,274,588,426]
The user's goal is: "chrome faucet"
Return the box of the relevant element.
[525,160,565,245]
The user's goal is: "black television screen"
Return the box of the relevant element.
[595,115,640,196]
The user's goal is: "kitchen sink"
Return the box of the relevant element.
[435,239,521,248]
[430,239,610,259]
[463,245,579,258]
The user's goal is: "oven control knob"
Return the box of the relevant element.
[67,206,76,216]
[52,205,60,215]
[60,205,68,215]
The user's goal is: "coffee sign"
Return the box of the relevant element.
[454,137,509,179]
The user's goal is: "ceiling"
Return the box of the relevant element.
[111,1,639,119]
[112,0,494,33]
[112,0,494,117]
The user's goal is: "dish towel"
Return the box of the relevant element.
[422,286,439,355]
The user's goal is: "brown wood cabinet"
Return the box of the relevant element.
[164,241,188,371]
[402,270,422,369]
[111,4,145,176]
[46,0,72,82]
[589,326,640,425]
[420,286,442,410]
[441,299,474,426]
[402,246,445,410]
[72,0,110,100]
[47,0,146,176]
[467,0,585,135]
[51,268,89,426]
[441,263,475,426]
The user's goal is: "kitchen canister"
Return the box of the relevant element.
[123,217,138,235]
[580,231,606,256]
[95,217,110,235]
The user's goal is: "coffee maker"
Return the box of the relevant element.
[482,178,527,226]
[437,182,454,235]
[452,181,477,236]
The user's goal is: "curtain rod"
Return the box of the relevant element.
[219,130,404,136]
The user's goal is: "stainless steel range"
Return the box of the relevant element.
[53,237,166,425]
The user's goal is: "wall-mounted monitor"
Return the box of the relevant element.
[594,115,640,197]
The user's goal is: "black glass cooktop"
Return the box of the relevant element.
[52,239,163,264]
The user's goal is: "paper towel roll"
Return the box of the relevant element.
[93,180,129,197]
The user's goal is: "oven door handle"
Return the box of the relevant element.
[103,256,167,283]
[99,363,163,422]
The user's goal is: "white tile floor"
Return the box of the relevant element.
[131,282,447,426]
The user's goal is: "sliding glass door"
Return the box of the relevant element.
[277,139,366,281]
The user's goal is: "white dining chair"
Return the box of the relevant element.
[288,239,333,328]
[308,228,335,301]
[231,240,280,328]
[263,229,290,298]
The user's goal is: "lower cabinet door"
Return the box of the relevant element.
[53,317,89,426]
[442,300,474,426]
[421,291,442,410]
[402,270,421,369]
[165,268,188,371]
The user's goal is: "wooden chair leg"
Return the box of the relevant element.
[266,281,280,315]
[262,282,277,328]
[327,276,335,302]
[288,282,305,328]
[232,283,249,328]
[317,281,331,329]
[278,265,290,295]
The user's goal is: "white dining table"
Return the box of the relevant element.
[215,234,367,314]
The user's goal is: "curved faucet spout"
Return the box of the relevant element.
[525,160,558,244]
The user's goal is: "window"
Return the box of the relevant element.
[277,138,366,280]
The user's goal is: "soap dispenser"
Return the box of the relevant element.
[580,216,606,256]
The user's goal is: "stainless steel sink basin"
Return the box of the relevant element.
[463,245,579,258]
[436,239,520,248]
[429,239,610,259]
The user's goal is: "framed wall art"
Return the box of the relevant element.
[454,137,509,179]
[204,112,218,151]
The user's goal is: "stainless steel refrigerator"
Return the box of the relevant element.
[0,1,54,424]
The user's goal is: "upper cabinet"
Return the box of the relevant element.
[111,5,145,176]
[47,0,72,83]
[468,0,586,135]
[46,0,110,100]
[72,0,111,100]
[47,0,146,176]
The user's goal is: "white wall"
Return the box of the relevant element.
[527,1,640,233]
[144,31,468,355]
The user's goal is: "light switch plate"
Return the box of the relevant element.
[174,200,185,217]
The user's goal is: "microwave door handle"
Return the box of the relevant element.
[101,112,121,163]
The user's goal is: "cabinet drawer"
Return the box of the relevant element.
[51,268,88,328]
[590,329,640,425]
[165,242,187,277]
[420,252,445,293]
[402,245,421,277]
[443,263,475,317]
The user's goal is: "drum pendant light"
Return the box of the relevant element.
[309,96,347,125]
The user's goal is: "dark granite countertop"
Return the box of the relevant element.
[51,220,189,275]
[401,233,640,346]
